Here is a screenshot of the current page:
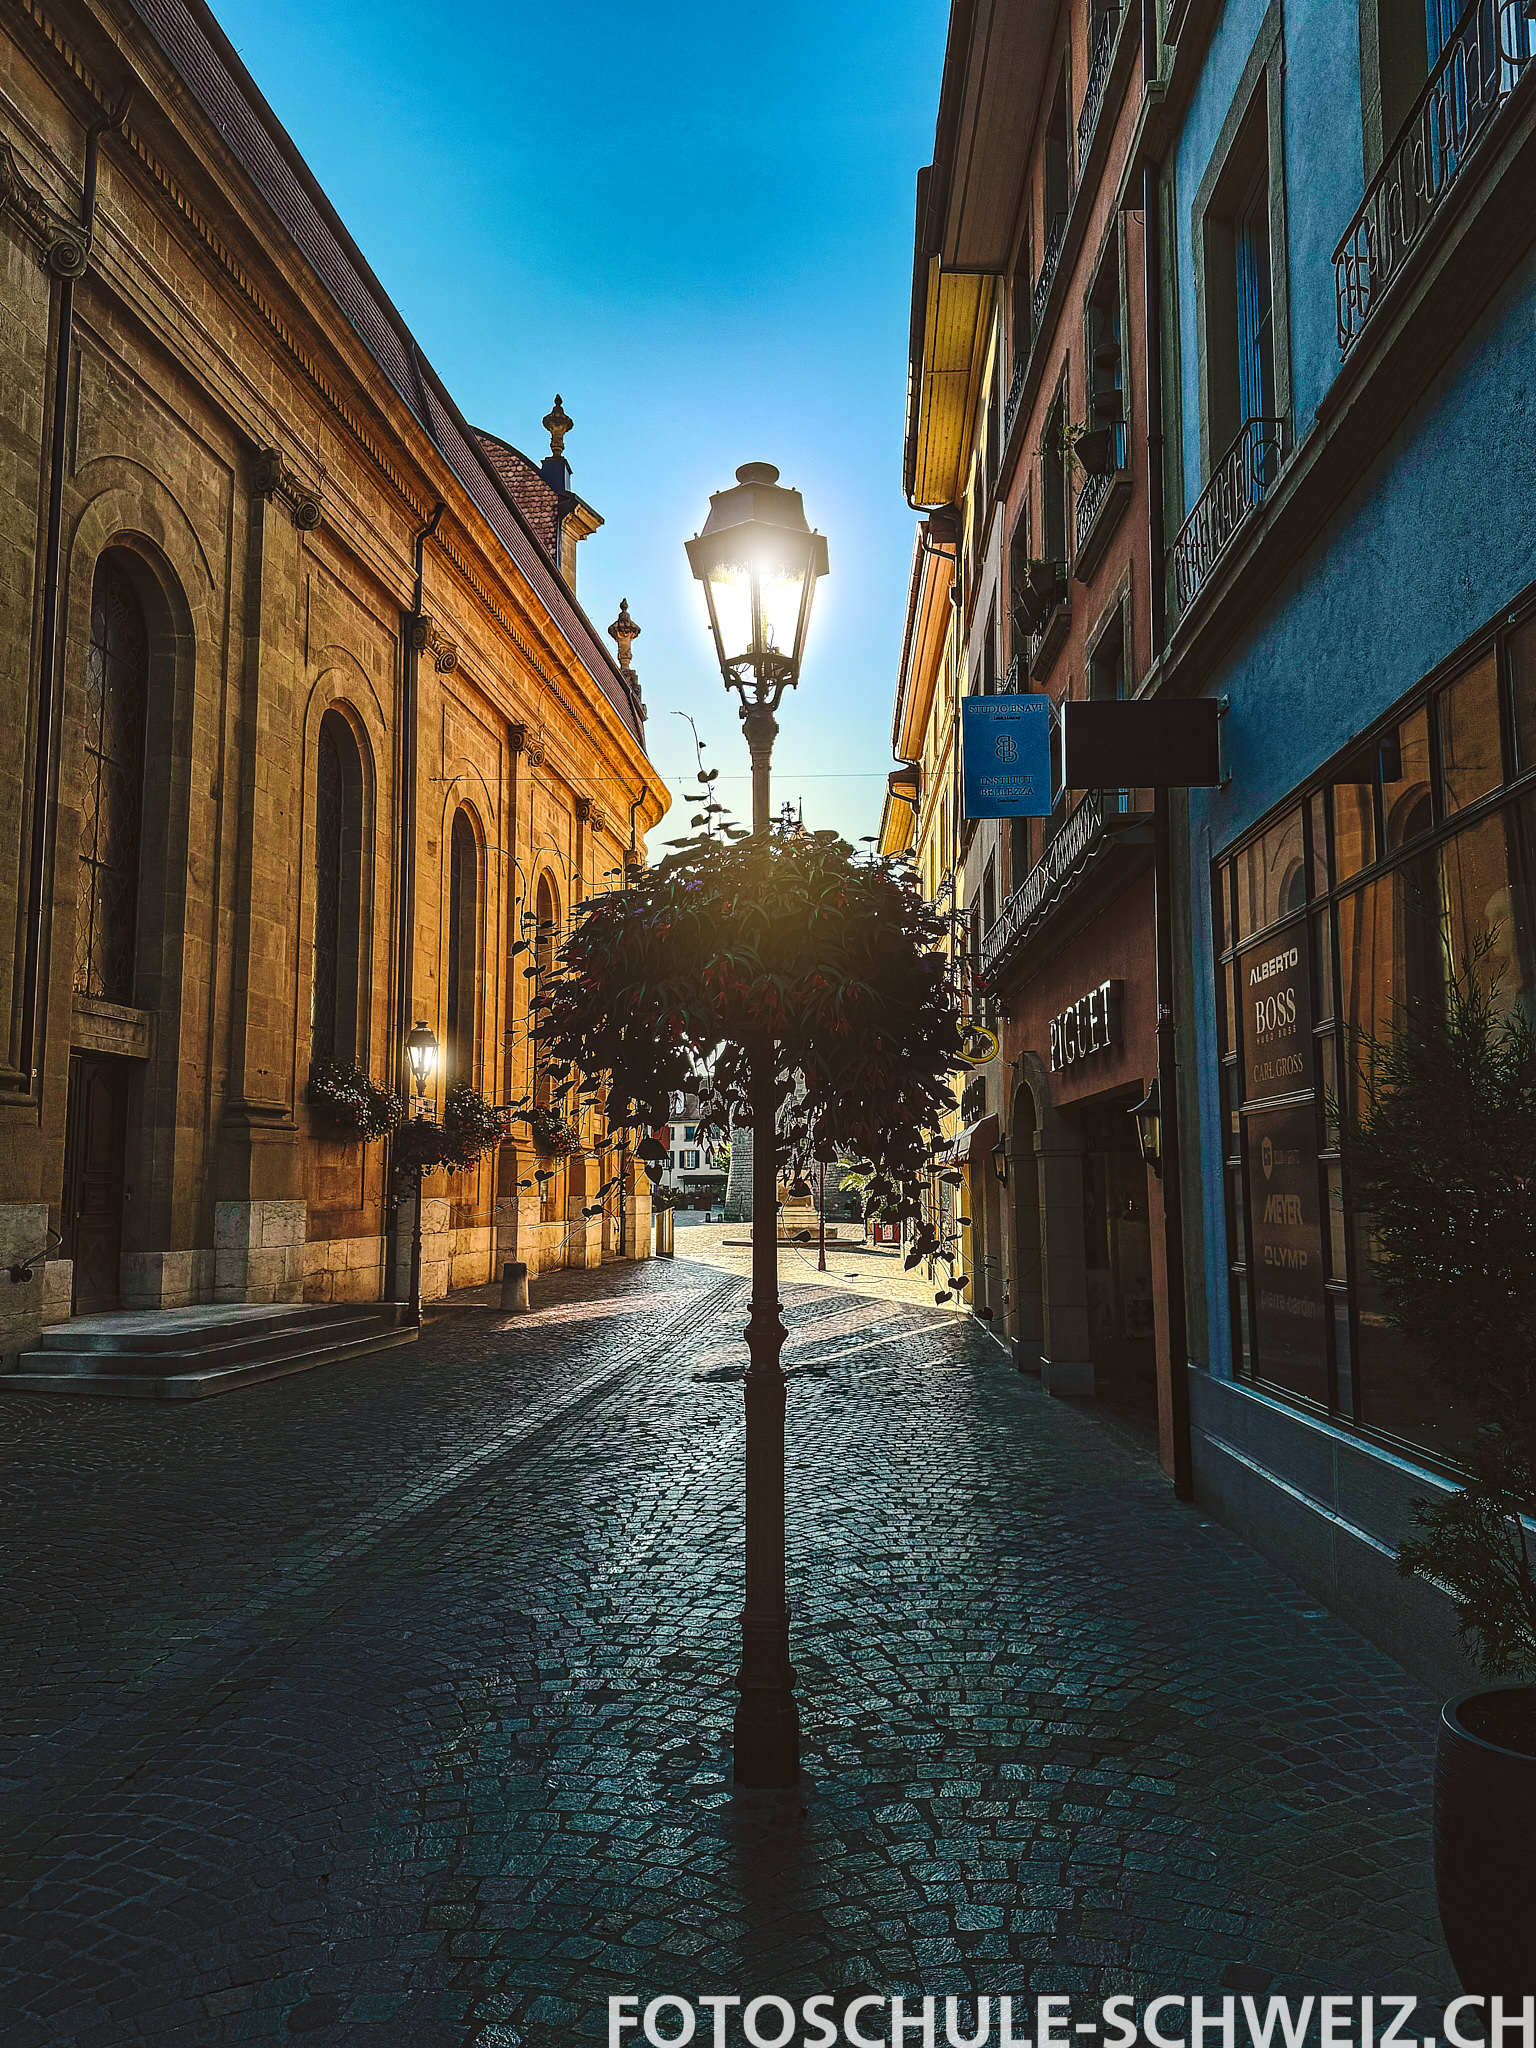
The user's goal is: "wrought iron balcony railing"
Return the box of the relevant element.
[1334,0,1534,353]
[1032,210,1067,334]
[1002,652,1020,694]
[1077,7,1121,164]
[1170,416,1285,615]
[982,789,1106,978]
[1074,420,1128,551]
[1004,352,1027,446]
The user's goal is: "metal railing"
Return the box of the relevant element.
[1074,420,1128,551]
[1077,7,1121,164]
[1004,352,1027,446]
[982,789,1106,977]
[1334,0,1534,352]
[1170,415,1285,614]
[1032,210,1067,333]
[1002,652,1020,694]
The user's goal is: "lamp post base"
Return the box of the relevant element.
[732,1683,801,1788]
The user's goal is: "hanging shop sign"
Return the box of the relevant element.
[961,693,1054,818]
[1049,978,1123,1071]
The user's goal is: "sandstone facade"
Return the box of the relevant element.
[0,0,665,1357]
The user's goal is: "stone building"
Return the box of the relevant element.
[0,0,666,1362]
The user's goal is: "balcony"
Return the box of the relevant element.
[1334,0,1534,353]
[1002,652,1020,694]
[1004,353,1027,447]
[1073,420,1129,577]
[981,788,1152,985]
[1032,211,1067,335]
[1077,7,1121,165]
[1169,415,1285,616]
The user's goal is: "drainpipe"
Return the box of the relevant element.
[18,90,131,1097]
[1143,157,1167,662]
[1141,138,1192,1495]
[387,501,444,1302]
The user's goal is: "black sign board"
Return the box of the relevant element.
[1062,699,1221,788]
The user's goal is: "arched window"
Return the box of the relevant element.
[312,711,365,1066]
[75,556,149,1003]
[446,811,479,1085]
[533,873,558,1112]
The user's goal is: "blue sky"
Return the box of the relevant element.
[212,0,949,844]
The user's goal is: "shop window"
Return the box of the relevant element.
[1439,653,1502,814]
[1219,600,1536,1464]
[1380,705,1434,850]
[1330,754,1377,883]
[1508,611,1536,771]
[76,555,149,1004]
[1337,851,1439,1121]
[1233,806,1304,940]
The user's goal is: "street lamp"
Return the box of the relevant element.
[404,1020,438,1327]
[687,462,828,1789]
[1130,1077,1163,1177]
[686,463,828,837]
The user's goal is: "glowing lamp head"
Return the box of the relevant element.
[685,463,828,693]
[406,1019,439,1097]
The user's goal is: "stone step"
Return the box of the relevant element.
[32,1307,390,1373]
[34,1302,331,1356]
[3,1308,417,1400]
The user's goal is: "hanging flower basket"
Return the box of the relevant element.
[308,1062,405,1142]
[393,1086,510,1178]
[522,1104,583,1158]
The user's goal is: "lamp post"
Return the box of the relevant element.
[405,1019,438,1328]
[687,462,828,1789]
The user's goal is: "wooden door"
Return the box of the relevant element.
[63,1053,130,1314]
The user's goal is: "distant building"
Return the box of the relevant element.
[655,1093,726,1210]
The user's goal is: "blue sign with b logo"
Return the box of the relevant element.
[961,692,1053,818]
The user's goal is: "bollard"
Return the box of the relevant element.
[655,1209,674,1258]
[499,1260,531,1312]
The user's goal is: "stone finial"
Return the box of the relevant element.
[607,598,641,675]
[543,393,573,460]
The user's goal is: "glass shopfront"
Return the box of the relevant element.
[1215,600,1536,1465]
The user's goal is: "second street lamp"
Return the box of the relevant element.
[687,462,828,1788]
[403,1019,439,1328]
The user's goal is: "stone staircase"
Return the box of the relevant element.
[2,1301,417,1400]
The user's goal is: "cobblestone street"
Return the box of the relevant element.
[0,1250,1456,2046]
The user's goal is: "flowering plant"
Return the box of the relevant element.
[534,831,963,1250]
[307,1062,404,1142]
[392,1086,510,1177]
[522,1103,583,1158]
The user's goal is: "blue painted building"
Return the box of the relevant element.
[1145,0,1536,1687]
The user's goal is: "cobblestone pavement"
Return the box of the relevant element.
[0,1252,1456,2046]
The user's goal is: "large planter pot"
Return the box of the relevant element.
[1434,1684,1536,1995]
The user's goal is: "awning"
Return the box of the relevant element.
[931,1114,998,1169]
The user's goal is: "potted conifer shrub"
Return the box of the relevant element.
[1346,967,1536,1997]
